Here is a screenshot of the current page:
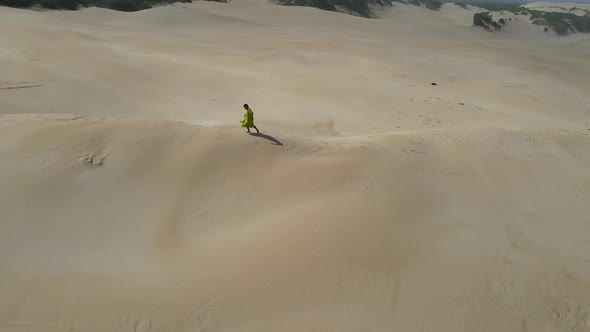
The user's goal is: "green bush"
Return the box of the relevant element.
[334,0,371,16]
[312,0,337,11]
[278,0,336,13]
[527,10,590,35]
[57,0,79,9]
[423,0,441,11]
[276,0,395,17]
[4,0,82,9]
[473,11,501,30]
[405,0,440,11]
[40,0,58,8]
[0,0,37,7]
[314,0,437,12]
[474,11,489,27]
[498,18,506,25]
[97,0,150,11]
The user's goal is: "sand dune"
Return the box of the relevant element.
[525,2,590,15]
[1,1,590,331]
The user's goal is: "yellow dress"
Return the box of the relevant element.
[240,107,255,128]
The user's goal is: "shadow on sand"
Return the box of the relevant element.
[249,132,283,146]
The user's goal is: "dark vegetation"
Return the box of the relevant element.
[407,0,441,10]
[277,0,388,17]
[473,11,501,30]
[0,0,226,11]
[527,10,590,35]
[276,0,442,17]
[424,0,441,10]
[463,2,590,36]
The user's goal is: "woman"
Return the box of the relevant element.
[240,103,260,134]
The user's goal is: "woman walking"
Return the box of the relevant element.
[241,103,260,134]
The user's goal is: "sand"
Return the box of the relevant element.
[1,1,590,331]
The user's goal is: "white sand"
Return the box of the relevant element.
[1,1,590,331]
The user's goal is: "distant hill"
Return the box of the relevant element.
[460,1,590,35]
[0,0,440,16]
[0,0,224,11]
[525,2,590,15]
[445,0,590,3]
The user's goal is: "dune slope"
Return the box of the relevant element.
[1,1,590,331]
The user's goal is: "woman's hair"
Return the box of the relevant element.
[243,104,249,109]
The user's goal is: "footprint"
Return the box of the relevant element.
[76,153,107,167]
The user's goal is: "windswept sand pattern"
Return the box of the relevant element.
[0,82,46,90]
